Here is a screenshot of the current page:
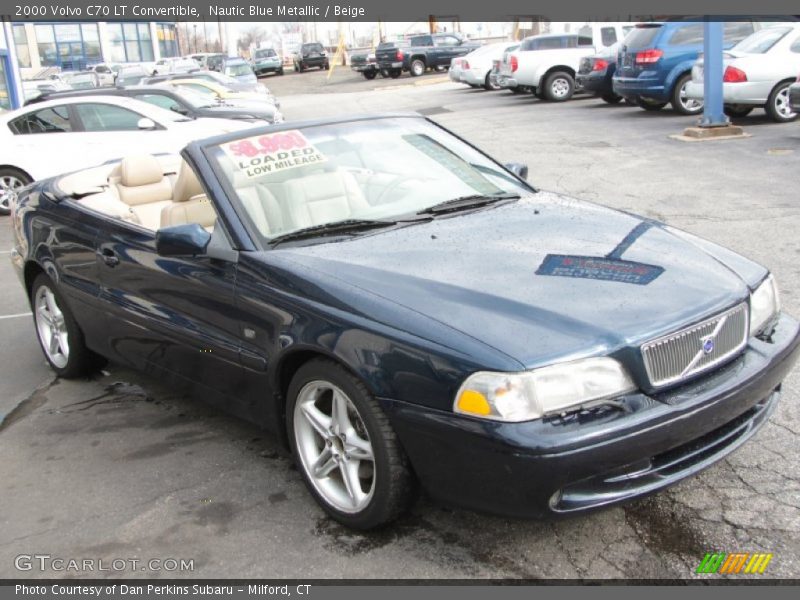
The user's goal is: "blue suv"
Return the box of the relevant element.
[614,21,757,114]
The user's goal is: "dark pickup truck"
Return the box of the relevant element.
[376,33,480,77]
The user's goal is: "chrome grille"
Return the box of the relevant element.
[641,303,749,388]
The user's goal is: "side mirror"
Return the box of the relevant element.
[156,223,211,257]
[504,162,529,181]
[137,117,157,130]
[170,105,189,115]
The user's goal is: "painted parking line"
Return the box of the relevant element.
[0,312,32,320]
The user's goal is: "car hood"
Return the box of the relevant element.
[200,104,276,119]
[172,117,251,137]
[278,193,761,368]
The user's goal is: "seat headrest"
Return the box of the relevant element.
[173,162,205,203]
[119,155,164,187]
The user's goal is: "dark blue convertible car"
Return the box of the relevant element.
[10,114,799,529]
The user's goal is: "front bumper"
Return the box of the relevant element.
[254,62,282,73]
[382,313,800,519]
[685,80,773,104]
[789,82,800,111]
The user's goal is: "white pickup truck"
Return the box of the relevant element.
[497,23,632,101]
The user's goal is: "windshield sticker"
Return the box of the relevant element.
[222,130,327,178]
[536,255,664,286]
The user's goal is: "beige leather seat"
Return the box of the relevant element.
[231,172,284,236]
[112,155,173,230]
[160,162,216,231]
[283,170,370,229]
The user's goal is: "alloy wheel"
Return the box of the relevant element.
[774,87,795,120]
[294,381,376,513]
[0,174,24,212]
[679,81,704,113]
[34,285,70,369]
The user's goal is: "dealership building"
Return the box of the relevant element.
[12,21,180,74]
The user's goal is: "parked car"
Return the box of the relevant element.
[152,57,198,76]
[350,50,380,79]
[188,52,222,69]
[449,41,520,90]
[115,65,150,87]
[22,79,71,103]
[87,63,121,87]
[163,79,279,108]
[206,53,227,72]
[497,24,631,101]
[790,74,800,111]
[376,33,480,78]
[294,42,329,72]
[577,43,624,103]
[221,57,258,86]
[143,70,271,97]
[0,95,250,214]
[252,48,284,76]
[614,21,760,114]
[25,85,283,125]
[11,114,799,530]
[58,71,101,90]
[369,41,409,78]
[684,24,800,122]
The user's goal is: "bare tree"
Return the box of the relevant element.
[238,25,268,53]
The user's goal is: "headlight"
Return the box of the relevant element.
[454,357,636,422]
[750,274,780,336]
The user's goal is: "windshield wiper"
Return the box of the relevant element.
[417,192,520,215]
[268,219,398,246]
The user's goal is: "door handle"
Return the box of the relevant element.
[99,248,120,267]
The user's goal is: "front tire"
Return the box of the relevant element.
[671,73,704,115]
[287,359,414,529]
[409,59,425,77]
[0,167,31,216]
[31,274,97,378]
[765,81,797,123]
[543,71,575,102]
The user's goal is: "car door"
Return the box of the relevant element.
[433,35,465,67]
[71,101,183,162]
[94,185,246,398]
[5,104,103,180]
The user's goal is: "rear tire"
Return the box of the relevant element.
[278,68,284,76]
[601,92,623,104]
[543,71,575,102]
[389,69,401,79]
[0,166,31,216]
[363,71,377,80]
[671,73,704,115]
[724,105,753,118]
[484,72,500,91]
[636,96,668,111]
[410,59,425,77]
[30,274,98,378]
[764,81,797,123]
[287,359,414,530]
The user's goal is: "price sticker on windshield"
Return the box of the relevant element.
[221,130,327,179]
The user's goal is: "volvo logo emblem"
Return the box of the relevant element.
[702,337,715,355]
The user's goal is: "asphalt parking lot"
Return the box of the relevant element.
[1,73,799,580]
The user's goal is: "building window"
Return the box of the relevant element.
[107,22,154,63]
[156,23,179,58]
[33,23,101,69]
[13,25,31,68]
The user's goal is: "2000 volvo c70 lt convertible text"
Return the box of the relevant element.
[10,115,799,529]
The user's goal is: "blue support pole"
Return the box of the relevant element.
[700,20,728,127]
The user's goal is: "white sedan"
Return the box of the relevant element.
[0,96,251,215]
[450,42,520,90]
[685,23,800,122]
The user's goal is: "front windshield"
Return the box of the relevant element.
[733,26,792,54]
[226,63,253,77]
[171,87,217,108]
[207,117,532,244]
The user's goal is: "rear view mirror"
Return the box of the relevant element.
[156,223,211,257]
[137,118,156,130]
[505,162,529,181]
